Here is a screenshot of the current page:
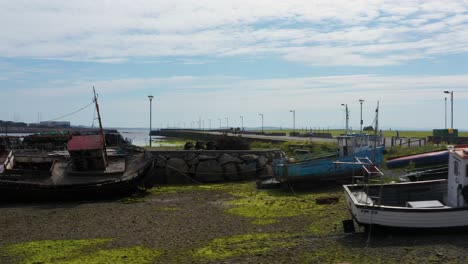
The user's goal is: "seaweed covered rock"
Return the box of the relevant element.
[195,160,223,182]
[223,163,240,181]
[165,158,190,184]
[218,153,243,165]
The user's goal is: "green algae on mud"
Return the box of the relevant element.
[3,238,160,264]
[148,182,348,235]
[156,206,180,211]
[194,233,298,260]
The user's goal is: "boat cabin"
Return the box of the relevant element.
[337,134,370,157]
[67,135,108,171]
[447,147,468,207]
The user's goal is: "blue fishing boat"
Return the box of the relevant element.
[272,134,384,182]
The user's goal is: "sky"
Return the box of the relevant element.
[1,0,468,130]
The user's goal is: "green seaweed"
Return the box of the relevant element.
[194,233,297,260]
[56,246,160,264]
[156,207,180,211]
[149,182,348,234]
[3,239,160,264]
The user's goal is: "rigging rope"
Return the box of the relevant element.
[42,101,95,123]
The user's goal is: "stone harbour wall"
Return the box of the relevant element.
[148,150,285,184]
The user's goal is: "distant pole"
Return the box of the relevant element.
[444,97,447,129]
[341,103,349,135]
[259,113,264,134]
[444,91,454,128]
[225,117,229,128]
[218,118,222,129]
[359,99,364,134]
[240,116,243,131]
[148,95,154,147]
[290,110,295,133]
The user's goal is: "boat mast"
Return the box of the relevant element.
[93,87,108,166]
[373,101,379,162]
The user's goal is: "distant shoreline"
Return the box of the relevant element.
[0,126,118,134]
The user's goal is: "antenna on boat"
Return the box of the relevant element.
[93,87,108,166]
[373,101,379,162]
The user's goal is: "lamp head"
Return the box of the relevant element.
[444,91,450,94]
[359,99,364,103]
[148,95,154,100]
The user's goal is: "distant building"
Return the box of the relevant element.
[29,121,71,128]
[0,120,28,127]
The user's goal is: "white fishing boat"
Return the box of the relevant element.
[344,145,468,229]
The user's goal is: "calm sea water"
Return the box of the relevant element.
[117,128,171,147]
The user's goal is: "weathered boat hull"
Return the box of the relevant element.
[273,147,384,182]
[386,150,448,169]
[0,148,154,201]
[343,180,468,228]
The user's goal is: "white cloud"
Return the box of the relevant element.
[1,1,468,66]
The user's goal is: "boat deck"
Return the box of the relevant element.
[347,180,448,207]
[0,152,149,187]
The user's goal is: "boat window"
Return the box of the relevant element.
[454,161,459,176]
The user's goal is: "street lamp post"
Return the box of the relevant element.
[225,117,229,129]
[148,95,154,147]
[289,110,295,134]
[240,116,243,131]
[359,99,364,134]
[259,113,264,134]
[218,118,222,129]
[444,97,447,129]
[341,104,349,135]
[444,91,454,128]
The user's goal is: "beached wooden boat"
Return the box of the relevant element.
[0,143,152,198]
[0,89,153,199]
[272,134,384,182]
[344,146,468,229]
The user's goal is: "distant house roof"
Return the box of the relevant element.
[67,135,104,151]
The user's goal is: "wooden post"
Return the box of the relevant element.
[408,138,411,147]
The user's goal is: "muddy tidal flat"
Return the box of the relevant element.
[1,182,468,263]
